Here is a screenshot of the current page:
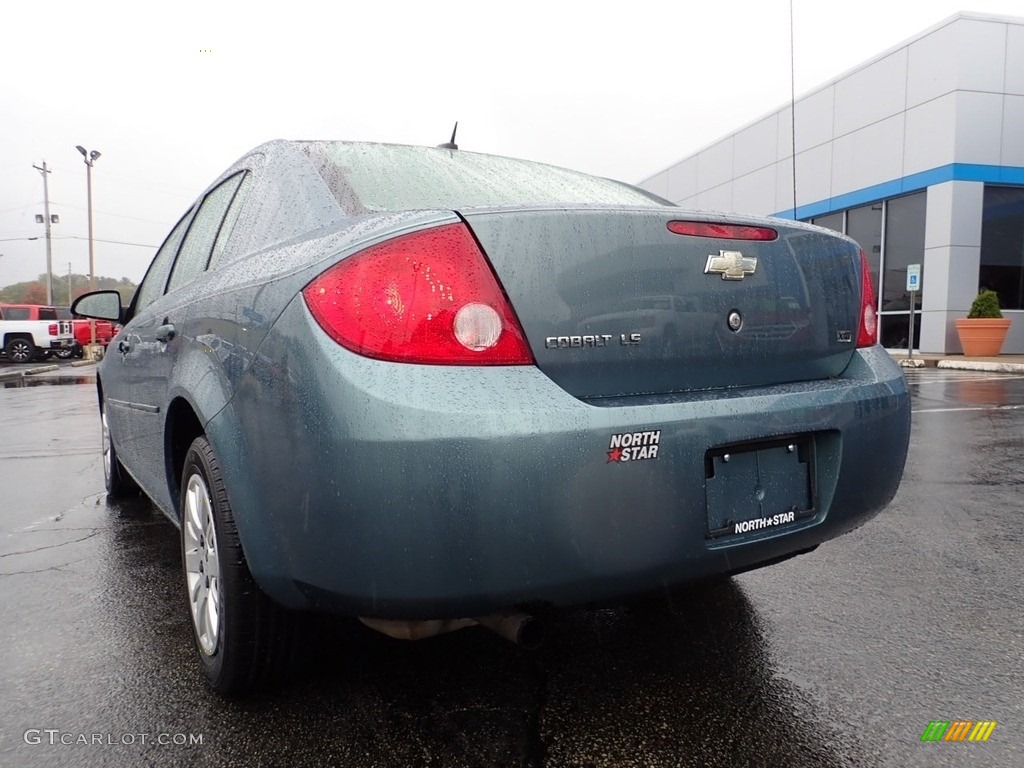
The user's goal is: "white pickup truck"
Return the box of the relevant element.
[0,305,75,363]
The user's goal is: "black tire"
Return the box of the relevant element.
[101,406,138,496]
[54,346,76,360]
[180,435,298,695]
[4,337,36,364]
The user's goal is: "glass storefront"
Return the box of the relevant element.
[847,203,883,304]
[880,192,926,348]
[979,186,1024,310]
[811,212,844,234]
[809,193,925,350]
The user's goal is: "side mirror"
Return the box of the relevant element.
[72,290,123,323]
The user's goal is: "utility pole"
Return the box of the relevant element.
[32,161,55,305]
[67,262,73,306]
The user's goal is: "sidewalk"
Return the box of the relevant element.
[888,350,1024,373]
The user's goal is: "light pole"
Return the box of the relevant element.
[76,145,101,350]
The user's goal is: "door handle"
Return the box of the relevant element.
[118,340,130,354]
[156,324,176,343]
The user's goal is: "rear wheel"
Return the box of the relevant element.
[4,337,36,364]
[54,346,76,360]
[181,435,298,695]
[101,407,137,496]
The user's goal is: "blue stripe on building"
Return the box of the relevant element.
[771,164,1024,220]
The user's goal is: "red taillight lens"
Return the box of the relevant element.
[48,323,58,336]
[667,220,778,241]
[303,223,534,365]
[856,249,878,347]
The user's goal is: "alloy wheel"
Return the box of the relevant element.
[101,410,112,486]
[183,473,222,655]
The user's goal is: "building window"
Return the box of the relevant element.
[811,212,844,233]
[847,203,882,301]
[979,186,1024,310]
[881,192,926,312]
[879,192,926,349]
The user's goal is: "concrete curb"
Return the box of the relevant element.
[897,359,926,368]
[0,364,60,380]
[70,360,97,368]
[24,364,60,376]
[936,360,1024,373]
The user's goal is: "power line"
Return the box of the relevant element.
[50,201,171,225]
[0,203,43,214]
[50,164,199,194]
[0,235,156,248]
[56,236,157,248]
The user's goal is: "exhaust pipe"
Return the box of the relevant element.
[474,612,544,650]
[358,617,476,641]
[359,611,544,649]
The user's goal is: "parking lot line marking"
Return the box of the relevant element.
[903,373,1024,382]
[912,405,1024,413]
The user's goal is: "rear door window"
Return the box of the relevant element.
[208,173,250,270]
[167,173,247,293]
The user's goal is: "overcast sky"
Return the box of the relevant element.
[1,1,1022,292]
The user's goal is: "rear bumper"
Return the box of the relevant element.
[212,301,910,618]
[47,338,74,349]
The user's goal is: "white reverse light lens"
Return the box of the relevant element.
[453,303,502,351]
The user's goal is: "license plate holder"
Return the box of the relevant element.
[705,436,815,538]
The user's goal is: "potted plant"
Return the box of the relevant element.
[954,290,1012,356]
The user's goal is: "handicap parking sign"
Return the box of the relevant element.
[907,264,921,292]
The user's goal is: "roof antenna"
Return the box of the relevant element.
[437,122,459,150]
[789,0,798,219]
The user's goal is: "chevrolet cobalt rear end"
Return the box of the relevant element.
[73,140,910,694]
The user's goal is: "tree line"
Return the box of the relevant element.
[0,274,136,306]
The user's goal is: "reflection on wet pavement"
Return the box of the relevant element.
[2,368,1022,767]
[2,375,94,388]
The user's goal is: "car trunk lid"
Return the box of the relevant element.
[460,207,863,398]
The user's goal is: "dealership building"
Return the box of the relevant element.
[640,12,1024,354]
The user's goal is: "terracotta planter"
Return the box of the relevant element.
[954,318,1011,356]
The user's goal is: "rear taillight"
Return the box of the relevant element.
[667,220,778,241]
[856,249,878,347]
[48,323,58,336]
[303,223,534,365]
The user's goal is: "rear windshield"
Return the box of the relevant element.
[299,141,670,214]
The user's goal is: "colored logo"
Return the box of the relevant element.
[607,430,661,463]
[920,721,997,742]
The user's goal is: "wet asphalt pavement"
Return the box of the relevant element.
[0,363,1021,767]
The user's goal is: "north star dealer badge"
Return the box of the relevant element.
[607,430,661,463]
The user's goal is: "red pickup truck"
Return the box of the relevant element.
[0,304,116,359]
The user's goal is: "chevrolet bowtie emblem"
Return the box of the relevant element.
[704,250,757,280]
